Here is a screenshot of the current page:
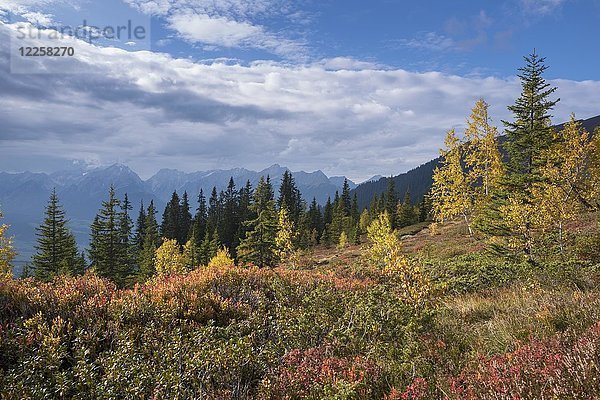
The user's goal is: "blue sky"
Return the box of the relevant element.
[1,0,600,181]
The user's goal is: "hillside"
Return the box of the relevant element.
[352,114,600,208]
[2,214,598,398]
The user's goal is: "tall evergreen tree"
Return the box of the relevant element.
[503,51,559,192]
[207,186,221,241]
[397,191,417,228]
[499,51,559,259]
[384,178,398,228]
[137,200,160,281]
[341,179,352,216]
[278,170,303,226]
[192,189,208,247]
[221,178,240,250]
[89,186,126,284]
[179,191,192,246]
[237,176,278,267]
[307,198,323,239]
[32,189,82,279]
[119,193,136,279]
[237,180,254,245]
[134,200,146,250]
[161,191,180,242]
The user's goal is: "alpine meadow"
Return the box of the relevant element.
[1,1,600,399]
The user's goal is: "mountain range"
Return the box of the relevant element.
[3,114,599,273]
[0,164,357,270]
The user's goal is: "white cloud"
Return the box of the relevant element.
[125,0,307,59]
[168,12,262,47]
[1,22,599,182]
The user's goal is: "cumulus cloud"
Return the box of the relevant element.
[125,0,307,59]
[1,22,599,182]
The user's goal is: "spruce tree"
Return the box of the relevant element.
[193,189,208,247]
[207,187,221,240]
[341,179,352,216]
[179,191,192,246]
[384,178,398,228]
[32,189,83,280]
[278,171,303,225]
[499,51,559,259]
[137,200,159,282]
[307,198,323,240]
[119,193,136,280]
[503,51,559,191]
[161,191,180,242]
[397,191,416,228]
[134,200,146,250]
[237,180,254,245]
[221,178,239,250]
[89,186,126,284]
[237,176,278,267]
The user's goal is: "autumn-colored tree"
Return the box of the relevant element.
[432,100,504,237]
[431,129,475,234]
[366,213,431,308]
[154,238,185,275]
[464,99,504,198]
[207,247,234,269]
[275,207,295,262]
[366,212,398,268]
[337,231,348,250]
[533,115,596,253]
[0,210,16,276]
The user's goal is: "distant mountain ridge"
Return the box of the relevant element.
[351,114,600,209]
[0,164,356,269]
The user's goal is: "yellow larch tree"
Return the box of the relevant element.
[534,115,596,253]
[275,207,295,263]
[463,99,505,198]
[0,211,17,276]
[431,129,475,235]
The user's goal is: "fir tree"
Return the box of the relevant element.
[499,51,559,259]
[119,193,136,280]
[278,171,303,226]
[179,191,192,245]
[221,178,239,251]
[207,187,221,240]
[134,200,146,250]
[237,176,278,267]
[384,178,398,228]
[307,198,323,240]
[32,189,82,280]
[503,51,559,192]
[89,186,126,284]
[397,191,417,228]
[137,200,159,282]
[161,191,180,242]
[193,189,208,247]
[341,179,352,216]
